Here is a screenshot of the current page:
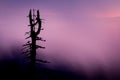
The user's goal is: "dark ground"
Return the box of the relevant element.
[0,52,120,80]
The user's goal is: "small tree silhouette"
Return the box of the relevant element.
[22,9,48,70]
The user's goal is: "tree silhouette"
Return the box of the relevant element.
[22,9,48,70]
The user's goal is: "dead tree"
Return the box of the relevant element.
[22,9,48,69]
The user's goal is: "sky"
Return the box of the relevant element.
[1,0,120,75]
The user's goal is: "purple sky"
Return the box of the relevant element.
[1,0,120,75]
